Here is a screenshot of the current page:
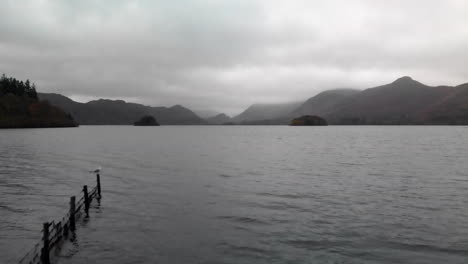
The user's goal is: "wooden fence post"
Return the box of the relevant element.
[41,222,50,264]
[63,222,69,237]
[69,196,76,231]
[57,222,62,241]
[96,173,101,198]
[19,177,105,263]
[83,185,89,217]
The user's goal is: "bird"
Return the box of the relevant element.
[90,167,101,174]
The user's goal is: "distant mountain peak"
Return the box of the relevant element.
[169,104,184,110]
[205,113,232,124]
[214,113,230,118]
[88,98,126,104]
[392,76,415,84]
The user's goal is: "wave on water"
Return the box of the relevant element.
[282,239,350,250]
[218,174,234,178]
[255,192,314,199]
[384,241,468,256]
[0,204,32,214]
[216,215,269,225]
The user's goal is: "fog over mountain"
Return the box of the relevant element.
[205,113,232,125]
[290,89,360,118]
[1,1,467,114]
[233,102,302,123]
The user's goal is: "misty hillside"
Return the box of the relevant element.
[38,93,205,125]
[205,113,232,124]
[194,109,221,119]
[232,102,302,123]
[290,89,360,117]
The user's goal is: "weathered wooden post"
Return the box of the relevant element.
[56,222,62,241]
[41,222,50,264]
[63,222,69,237]
[69,196,76,231]
[83,185,89,217]
[96,173,101,198]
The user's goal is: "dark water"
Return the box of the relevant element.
[1,126,468,263]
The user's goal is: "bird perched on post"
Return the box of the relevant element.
[90,167,101,174]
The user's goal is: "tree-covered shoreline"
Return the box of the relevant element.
[0,74,78,128]
[0,74,38,99]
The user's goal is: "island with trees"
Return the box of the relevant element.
[133,115,160,126]
[290,115,328,126]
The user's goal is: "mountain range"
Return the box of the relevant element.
[221,77,468,125]
[38,93,205,125]
[38,76,468,125]
[324,77,468,125]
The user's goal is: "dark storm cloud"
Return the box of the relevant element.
[1,0,467,114]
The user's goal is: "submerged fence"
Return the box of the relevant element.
[18,173,102,264]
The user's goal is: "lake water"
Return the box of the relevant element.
[1,126,468,263]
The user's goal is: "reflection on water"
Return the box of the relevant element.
[1,126,468,263]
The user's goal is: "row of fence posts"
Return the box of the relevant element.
[39,173,102,264]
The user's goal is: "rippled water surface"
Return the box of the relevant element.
[1,126,468,263]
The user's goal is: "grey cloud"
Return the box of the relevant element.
[0,0,467,115]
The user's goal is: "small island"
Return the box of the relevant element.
[290,115,328,126]
[133,115,160,126]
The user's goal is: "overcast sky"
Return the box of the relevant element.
[1,0,467,115]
